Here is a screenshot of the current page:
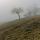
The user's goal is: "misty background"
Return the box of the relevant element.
[0,0,40,24]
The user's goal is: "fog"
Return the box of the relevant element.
[0,0,40,23]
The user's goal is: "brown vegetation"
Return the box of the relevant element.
[0,16,40,40]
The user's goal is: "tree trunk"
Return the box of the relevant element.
[18,14,20,21]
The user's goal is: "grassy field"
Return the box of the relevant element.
[0,16,40,40]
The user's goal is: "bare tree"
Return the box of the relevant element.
[24,8,32,18]
[12,8,23,21]
[32,3,38,16]
[27,9,32,17]
[33,6,38,16]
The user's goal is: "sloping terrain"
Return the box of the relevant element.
[0,16,40,40]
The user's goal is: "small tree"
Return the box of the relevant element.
[27,9,32,17]
[32,3,38,16]
[24,9,32,18]
[12,8,23,21]
[33,7,38,16]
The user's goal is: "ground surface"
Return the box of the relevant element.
[0,16,40,40]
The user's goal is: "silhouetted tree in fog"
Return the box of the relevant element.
[27,9,32,17]
[33,3,38,16]
[33,6,38,16]
[12,8,23,21]
[24,9,32,18]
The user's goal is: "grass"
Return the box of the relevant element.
[0,16,40,40]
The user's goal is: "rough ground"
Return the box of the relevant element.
[0,16,40,40]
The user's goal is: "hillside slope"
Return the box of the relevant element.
[0,16,40,40]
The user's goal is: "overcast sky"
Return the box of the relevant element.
[0,0,40,23]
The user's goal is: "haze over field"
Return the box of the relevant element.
[0,0,40,40]
[0,0,40,23]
